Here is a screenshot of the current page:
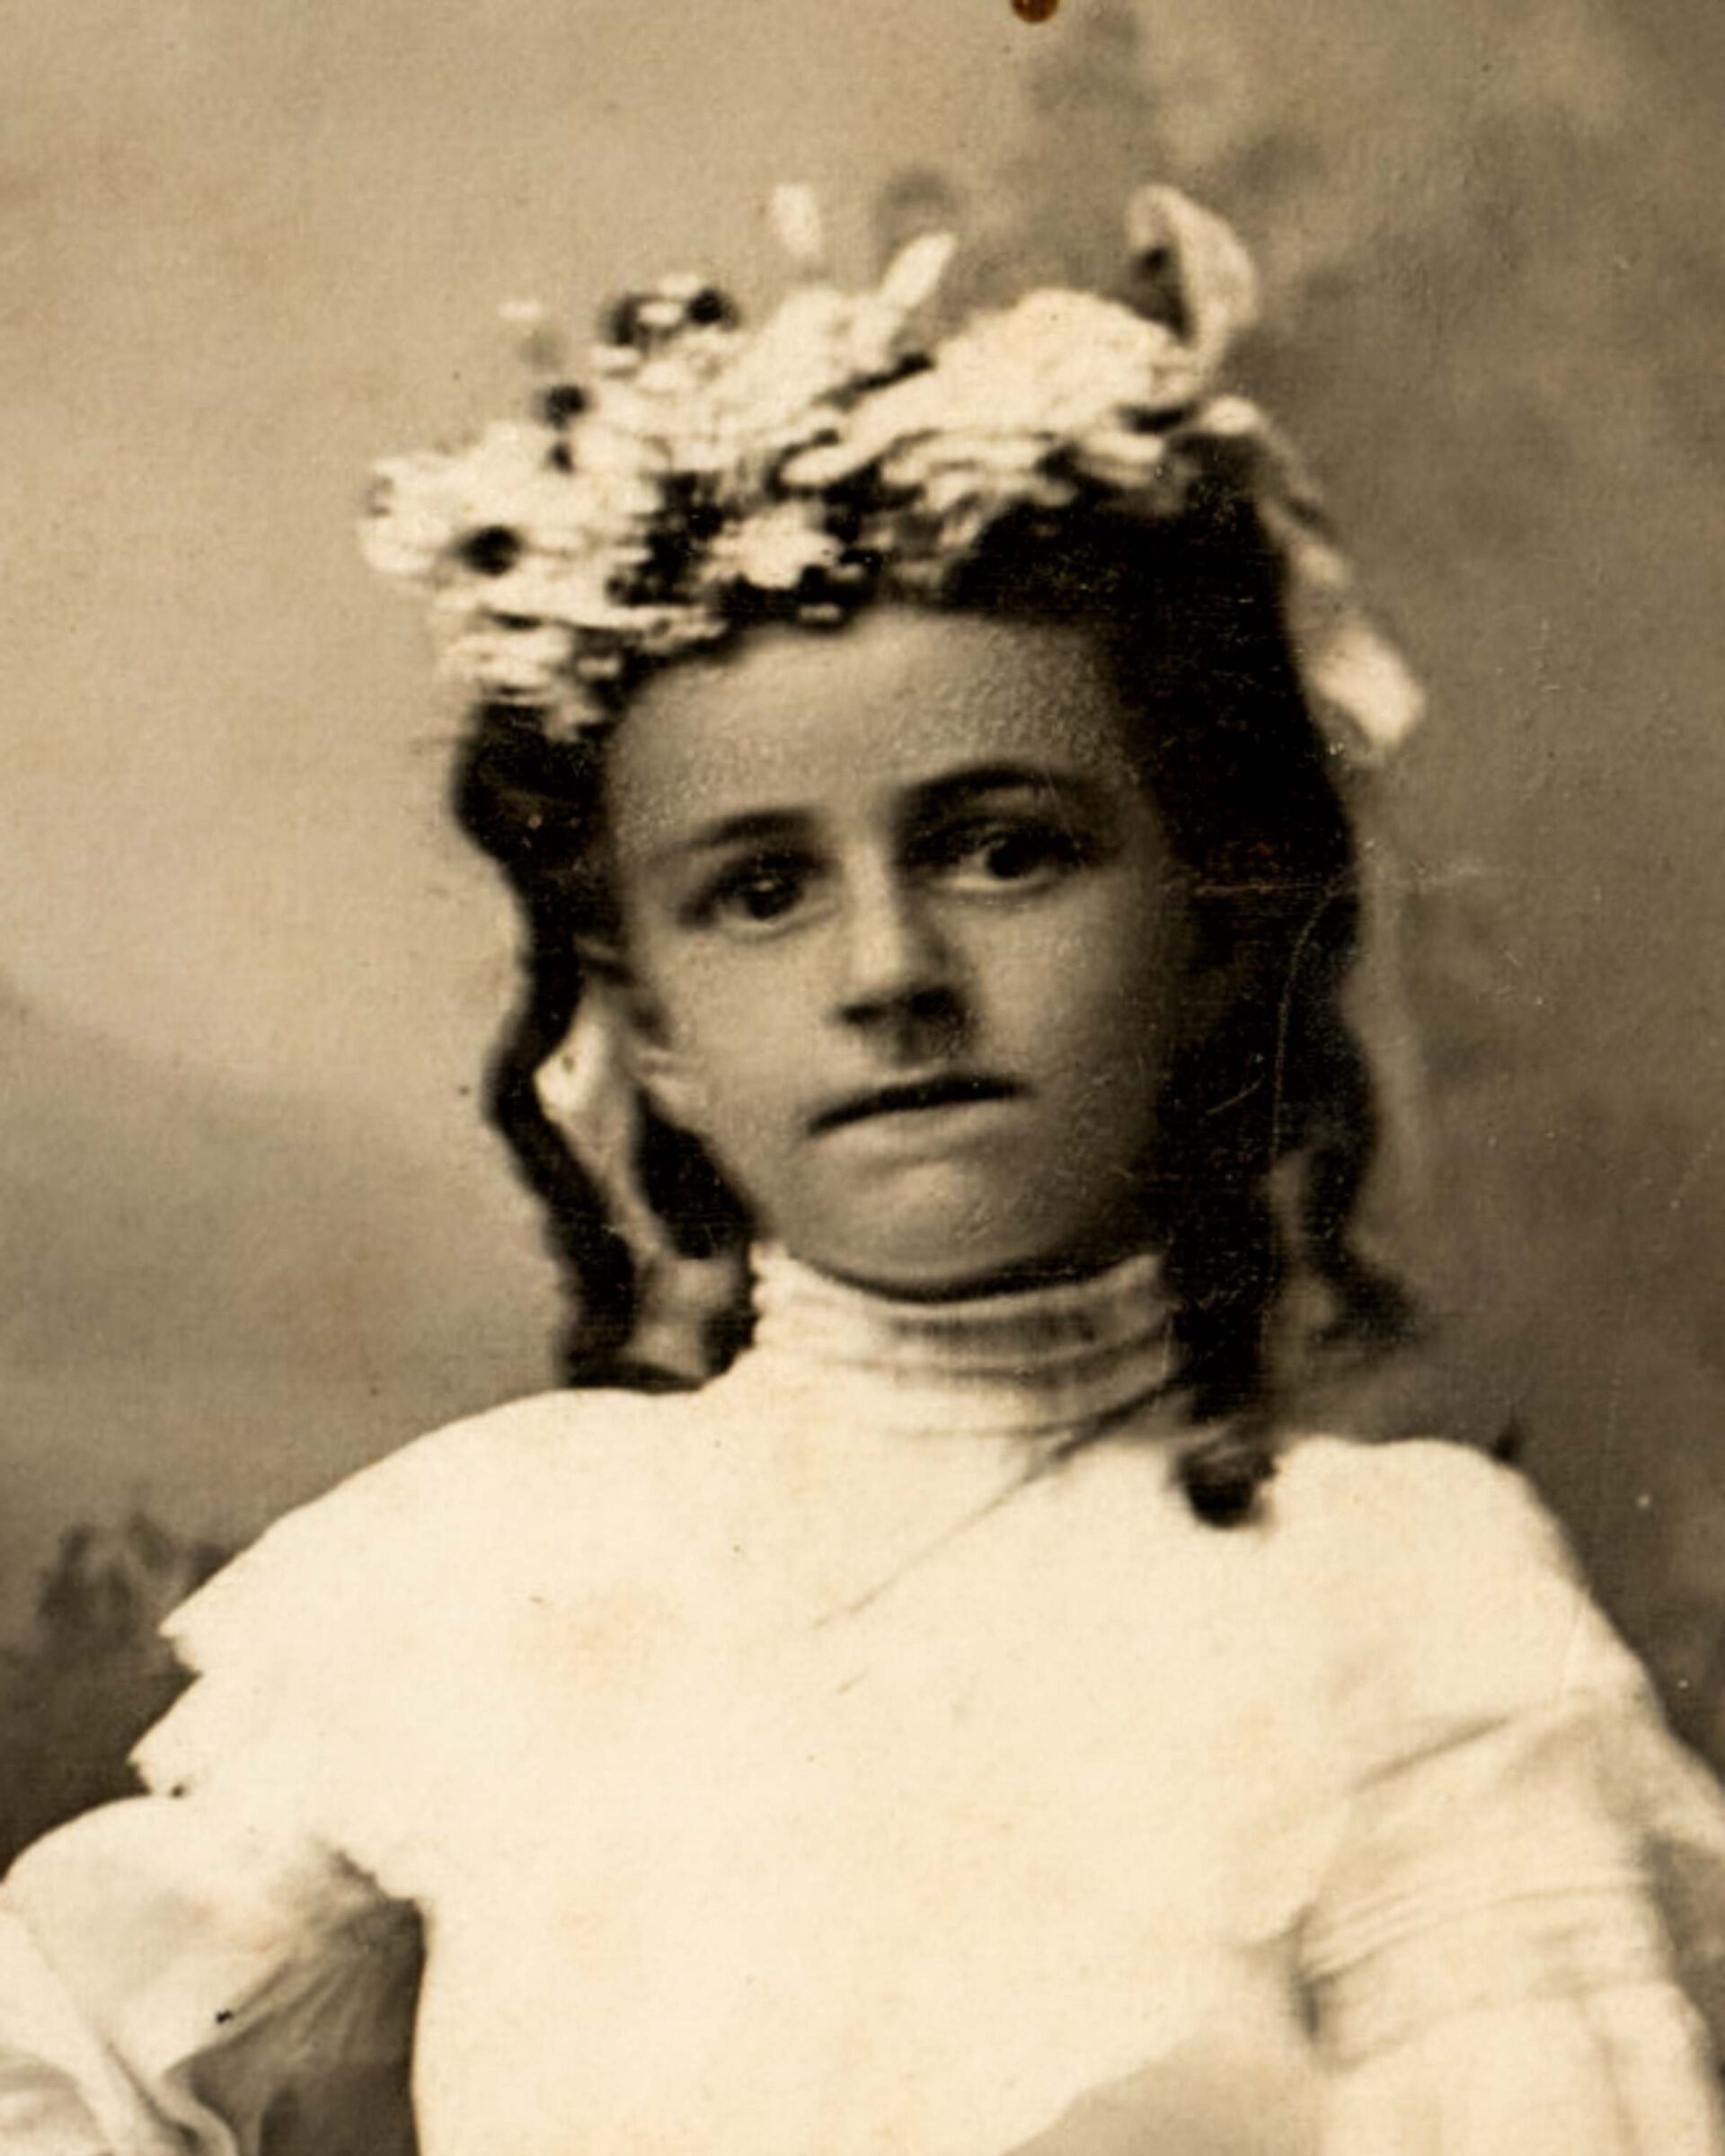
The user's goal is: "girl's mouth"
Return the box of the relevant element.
[809,1074,1023,1135]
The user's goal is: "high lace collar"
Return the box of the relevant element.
[741,1244,1177,1439]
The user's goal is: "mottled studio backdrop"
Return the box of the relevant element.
[4,0,1725,1833]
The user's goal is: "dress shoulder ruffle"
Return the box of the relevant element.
[2,1797,421,2156]
[1278,1435,1650,1736]
[133,1383,686,1895]
[3,1387,681,2156]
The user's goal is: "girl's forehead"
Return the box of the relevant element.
[606,610,1142,848]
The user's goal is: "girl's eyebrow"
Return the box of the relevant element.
[648,808,809,868]
[649,764,1110,868]
[902,763,1114,822]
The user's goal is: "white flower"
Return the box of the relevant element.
[783,287,1202,499]
[1123,185,1259,370]
[977,288,1194,419]
[361,422,584,585]
[1069,427,1173,490]
[705,504,839,591]
[453,420,564,510]
[359,454,471,577]
[694,270,930,463]
[440,621,572,699]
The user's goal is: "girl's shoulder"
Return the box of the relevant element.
[182,1380,715,1613]
[131,1383,719,1880]
[1273,1430,1564,1560]
[1272,1430,1579,1587]
[1270,1433,1649,1763]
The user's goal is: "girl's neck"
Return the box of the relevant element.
[765,1189,1169,1309]
[795,1236,1160,1308]
[738,1241,1177,1441]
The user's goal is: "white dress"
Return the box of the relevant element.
[4,1248,1725,2155]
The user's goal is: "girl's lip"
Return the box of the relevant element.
[809,1074,1022,1135]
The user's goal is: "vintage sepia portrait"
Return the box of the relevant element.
[4,1,1725,2147]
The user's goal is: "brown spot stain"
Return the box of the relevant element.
[1012,0,1060,19]
[535,1586,683,1701]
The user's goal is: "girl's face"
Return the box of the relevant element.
[604,609,1194,1296]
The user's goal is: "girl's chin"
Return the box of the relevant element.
[784,1227,1156,1303]
[765,1170,1161,1302]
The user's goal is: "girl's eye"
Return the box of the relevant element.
[690,854,818,933]
[924,818,1090,892]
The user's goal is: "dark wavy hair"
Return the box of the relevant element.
[453,468,1414,1524]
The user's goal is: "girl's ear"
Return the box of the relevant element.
[608,976,712,1138]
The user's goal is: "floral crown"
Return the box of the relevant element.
[360,185,1421,761]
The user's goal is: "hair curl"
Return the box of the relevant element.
[453,473,1414,1523]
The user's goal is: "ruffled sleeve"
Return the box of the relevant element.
[0,1794,420,2156]
[0,1421,447,2154]
[1295,1440,1725,2152]
[0,1408,517,2156]
[0,1390,655,2155]
[128,1388,670,1900]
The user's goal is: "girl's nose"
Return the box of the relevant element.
[834,863,960,1034]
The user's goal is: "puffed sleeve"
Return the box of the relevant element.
[0,1390,642,2155]
[0,1421,484,2156]
[1296,1440,1725,2153]
[0,1795,420,2156]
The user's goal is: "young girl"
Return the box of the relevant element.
[4,185,1725,2156]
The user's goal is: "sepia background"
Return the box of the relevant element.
[4,0,1725,1851]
